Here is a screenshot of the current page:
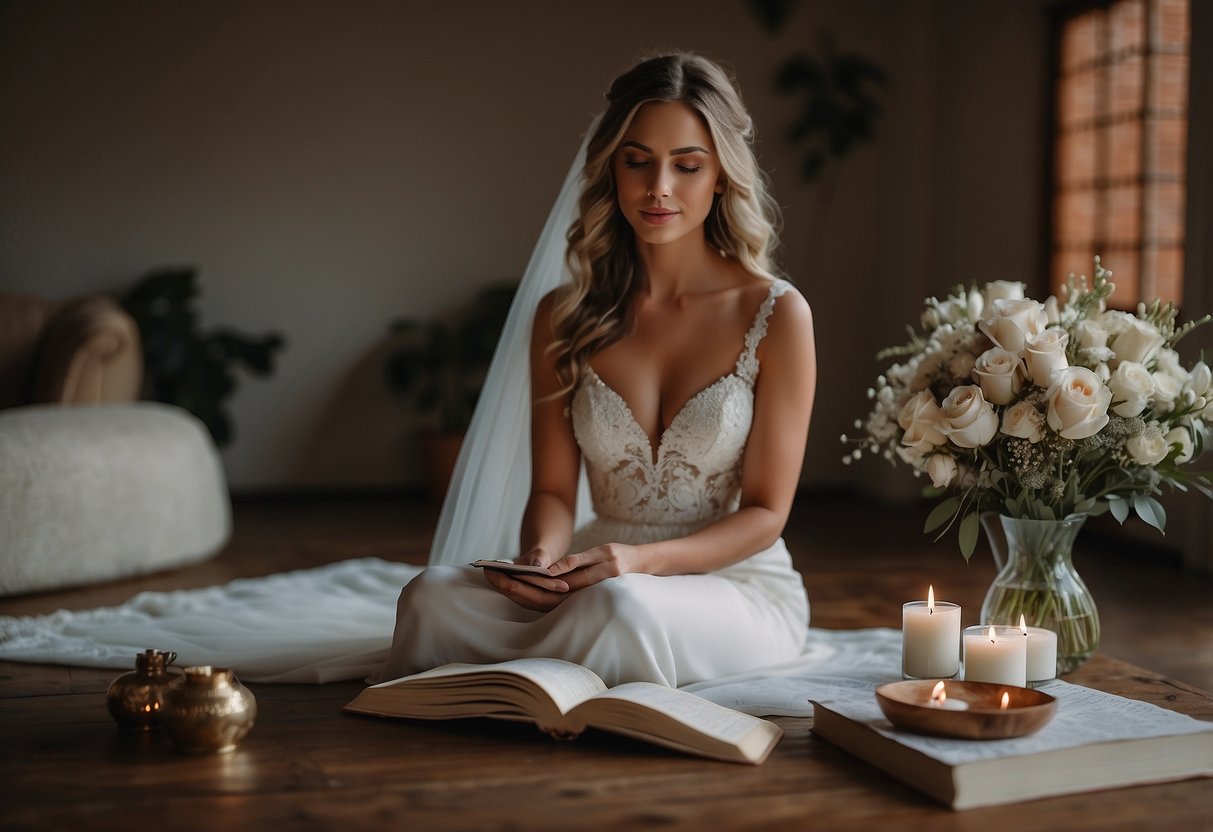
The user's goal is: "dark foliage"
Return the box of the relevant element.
[119,268,285,447]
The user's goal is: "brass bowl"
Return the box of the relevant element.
[875,680,1056,740]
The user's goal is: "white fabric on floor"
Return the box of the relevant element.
[0,557,901,711]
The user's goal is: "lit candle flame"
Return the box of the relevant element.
[931,680,946,705]
[988,624,997,643]
[1000,691,1010,710]
[1019,614,1028,636]
[928,585,935,614]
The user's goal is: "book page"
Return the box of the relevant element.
[583,682,768,745]
[375,657,609,716]
[810,677,1213,766]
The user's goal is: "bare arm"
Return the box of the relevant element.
[482,291,581,608]
[519,291,581,561]
[550,288,817,585]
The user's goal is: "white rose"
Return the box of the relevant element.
[1111,317,1166,366]
[980,280,1026,319]
[1189,361,1212,398]
[1151,371,1182,412]
[1024,328,1070,387]
[1001,400,1046,443]
[1126,424,1169,465]
[1107,361,1154,417]
[972,348,1024,405]
[939,385,999,448]
[898,390,947,450]
[1046,366,1112,439]
[979,298,1047,356]
[926,454,958,488]
[1165,426,1194,464]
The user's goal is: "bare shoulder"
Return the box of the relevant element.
[532,288,562,343]
[767,280,814,342]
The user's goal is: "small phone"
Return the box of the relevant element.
[470,559,554,576]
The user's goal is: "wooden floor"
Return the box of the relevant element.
[2,491,1211,830]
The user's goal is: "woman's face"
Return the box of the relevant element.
[613,101,724,248]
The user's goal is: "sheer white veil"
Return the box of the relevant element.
[427,118,599,566]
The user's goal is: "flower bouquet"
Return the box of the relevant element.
[845,258,1212,672]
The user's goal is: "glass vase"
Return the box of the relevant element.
[979,513,1100,675]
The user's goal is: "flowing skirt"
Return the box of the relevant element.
[377,517,810,687]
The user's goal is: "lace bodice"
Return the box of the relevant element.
[571,279,791,530]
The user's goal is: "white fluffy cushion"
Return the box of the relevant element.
[0,402,231,595]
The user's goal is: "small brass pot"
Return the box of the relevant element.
[106,649,183,731]
[163,666,257,754]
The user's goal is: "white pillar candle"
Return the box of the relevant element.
[902,586,961,679]
[1019,615,1058,682]
[964,625,1027,687]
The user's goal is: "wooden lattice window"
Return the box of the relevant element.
[1050,0,1190,308]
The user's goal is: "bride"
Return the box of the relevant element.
[0,52,820,690]
[378,52,817,687]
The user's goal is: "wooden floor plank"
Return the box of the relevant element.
[1,492,1211,830]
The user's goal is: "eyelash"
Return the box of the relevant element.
[623,161,701,175]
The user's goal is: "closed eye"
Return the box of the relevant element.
[676,165,701,174]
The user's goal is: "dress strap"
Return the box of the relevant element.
[735,279,791,384]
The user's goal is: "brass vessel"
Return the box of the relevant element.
[163,666,257,754]
[106,649,183,731]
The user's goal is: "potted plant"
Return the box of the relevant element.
[386,281,516,499]
[119,267,285,447]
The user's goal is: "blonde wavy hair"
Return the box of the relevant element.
[549,52,783,397]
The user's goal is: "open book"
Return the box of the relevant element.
[810,679,1213,810]
[344,657,782,764]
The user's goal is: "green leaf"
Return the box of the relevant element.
[958,511,980,562]
[923,498,960,534]
[1133,494,1167,534]
[1108,495,1129,524]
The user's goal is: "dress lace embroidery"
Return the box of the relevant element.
[571,279,791,529]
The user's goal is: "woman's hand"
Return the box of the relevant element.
[547,542,640,590]
[482,547,571,612]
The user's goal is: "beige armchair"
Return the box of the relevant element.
[0,293,231,596]
[0,291,143,410]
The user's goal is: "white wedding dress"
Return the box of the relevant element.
[377,279,809,687]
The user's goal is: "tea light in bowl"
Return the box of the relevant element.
[1019,614,1058,683]
[963,625,1027,687]
[929,681,969,711]
[902,586,961,679]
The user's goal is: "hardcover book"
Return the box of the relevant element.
[809,679,1213,809]
[345,657,783,764]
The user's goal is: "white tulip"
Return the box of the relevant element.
[1107,362,1154,418]
[1165,426,1194,464]
[1111,317,1166,366]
